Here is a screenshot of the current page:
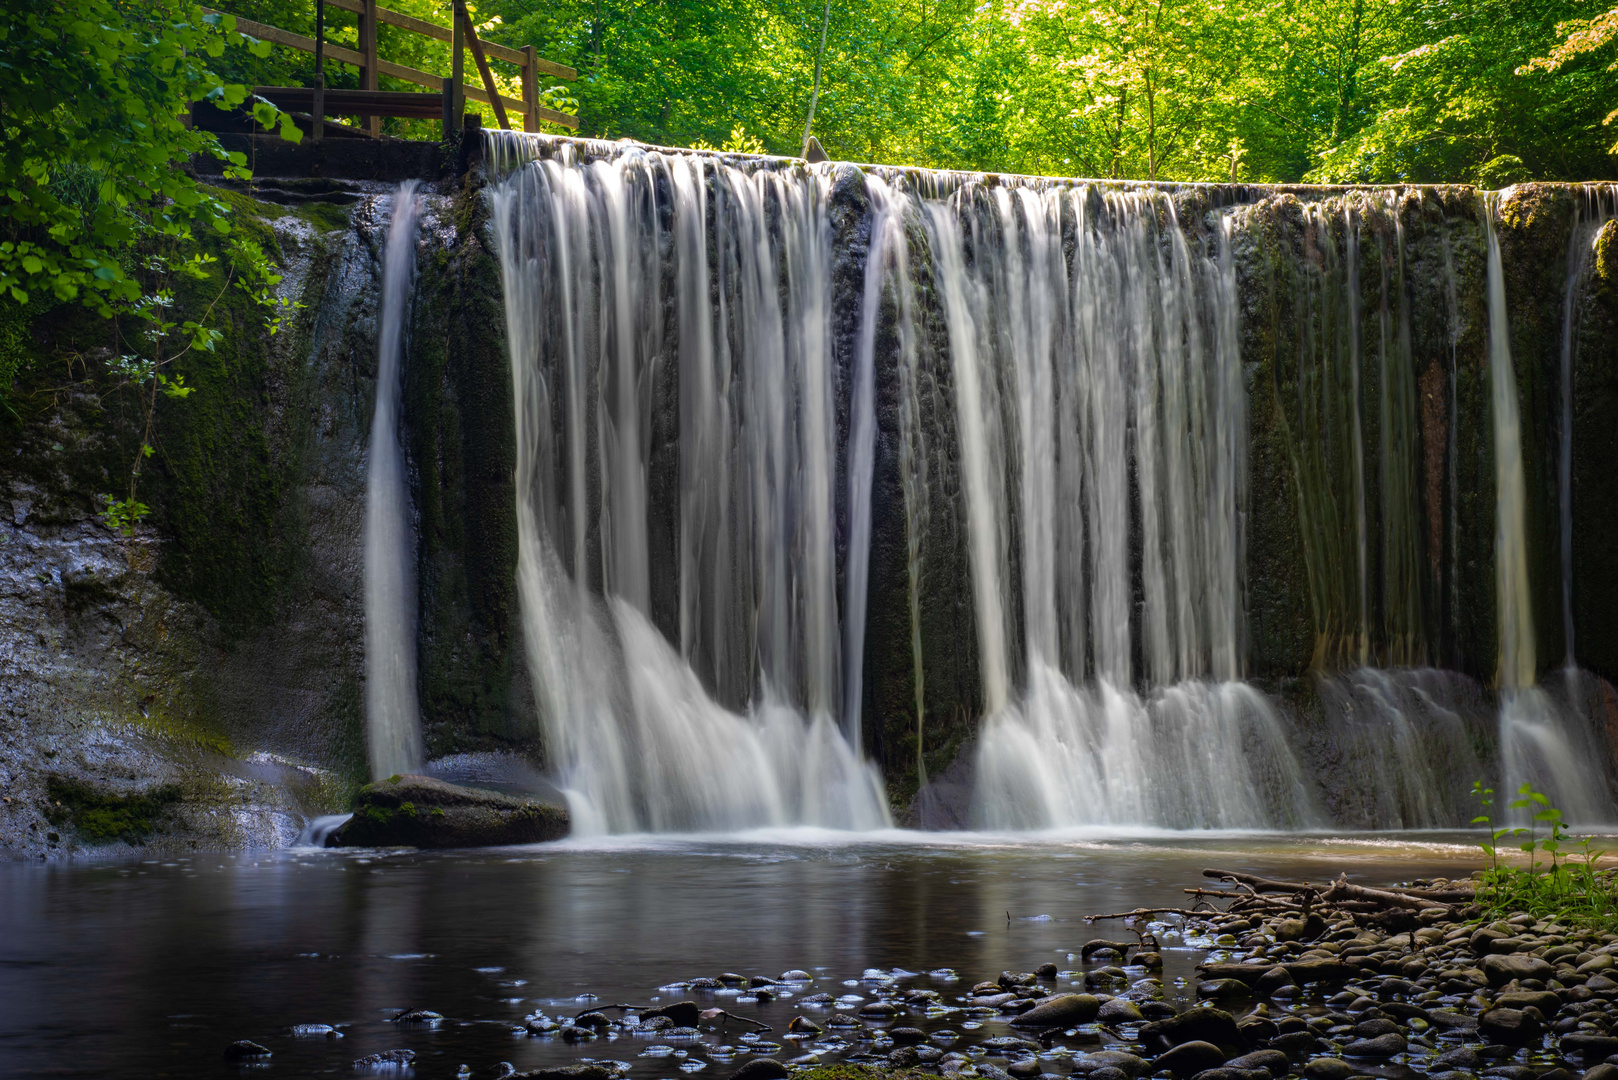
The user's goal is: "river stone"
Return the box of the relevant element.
[1198,979,1251,1000]
[1583,1064,1618,1080]
[1581,957,1617,975]
[1587,974,1618,991]
[1286,960,1355,983]
[1090,1069,1132,1080]
[1228,1050,1290,1073]
[1435,1047,1481,1070]
[224,1040,271,1061]
[731,1060,789,1080]
[1343,1032,1407,1057]
[983,1037,1043,1053]
[1495,990,1561,1017]
[1257,966,1297,996]
[1073,1052,1149,1077]
[1157,1041,1229,1078]
[1189,1069,1271,1080]
[1478,1007,1541,1044]
[858,1001,898,1017]
[1098,998,1145,1023]
[1276,915,1327,942]
[1352,1019,1401,1038]
[1482,954,1555,987]
[1036,963,1059,978]
[1267,1032,1321,1058]
[327,775,569,848]
[1140,1009,1241,1054]
[512,1067,616,1080]
[1302,1059,1357,1080]
[1001,971,1039,988]
[354,1049,417,1068]
[1009,993,1101,1028]
[787,1016,822,1034]
[1562,1035,1618,1059]
[1007,1058,1042,1078]
[645,1002,701,1027]
[826,1013,863,1028]
[781,970,811,981]
[887,1027,926,1045]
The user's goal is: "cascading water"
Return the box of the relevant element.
[478,133,1618,833]
[485,139,889,834]
[364,181,425,781]
[942,184,1314,829]
[1486,196,1611,823]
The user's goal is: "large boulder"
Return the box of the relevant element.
[327,774,568,848]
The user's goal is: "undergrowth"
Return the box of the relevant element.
[1472,780,1618,928]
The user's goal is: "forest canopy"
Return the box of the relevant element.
[200,0,1618,183]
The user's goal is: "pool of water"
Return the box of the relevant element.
[0,830,1500,1079]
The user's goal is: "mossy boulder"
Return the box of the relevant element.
[327,773,568,848]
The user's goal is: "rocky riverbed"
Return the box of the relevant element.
[205,872,1618,1080]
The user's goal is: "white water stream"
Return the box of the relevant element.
[364,181,425,781]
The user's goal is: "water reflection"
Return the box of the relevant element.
[0,834,1500,1078]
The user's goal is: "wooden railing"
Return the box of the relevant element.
[204,0,577,138]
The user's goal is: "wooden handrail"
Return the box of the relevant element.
[322,0,576,78]
[202,4,578,132]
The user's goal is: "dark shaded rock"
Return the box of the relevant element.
[731,1060,789,1080]
[1189,1069,1270,1080]
[328,775,568,848]
[750,976,780,987]
[1007,1059,1042,1078]
[1434,1047,1481,1071]
[1583,1065,1618,1080]
[1228,1050,1290,1073]
[889,1027,926,1045]
[826,1013,864,1028]
[572,1012,609,1030]
[1302,1059,1357,1080]
[1090,1070,1131,1080]
[511,1067,615,1080]
[787,1016,823,1035]
[1199,979,1252,1000]
[1156,1041,1229,1078]
[1428,1010,1481,1031]
[859,1001,898,1018]
[1072,1052,1149,1077]
[1478,1007,1541,1044]
[644,1002,701,1027]
[781,970,811,981]
[1236,1016,1278,1047]
[1343,1033,1408,1057]
[983,1037,1043,1053]
[1482,955,1555,987]
[1001,971,1039,989]
[1480,1068,1536,1080]
[353,1049,417,1069]
[559,1025,596,1042]
[393,1008,444,1024]
[1257,966,1297,996]
[1497,990,1560,1017]
[1352,1019,1401,1038]
[1276,915,1327,942]
[1036,963,1059,978]
[1267,1031,1321,1058]
[1287,960,1356,984]
[1562,1035,1618,1059]
[1140,1009,1242,1054]
[1010,994,1101,1028]
[225,1040,272,1061]
[1141,1002,1179,1020]
[1098,998,1145,1023]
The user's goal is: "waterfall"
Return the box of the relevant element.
[486,141,890,834]
[1487,196,1611,822]
[364,181,425,781]
[476,134,1617,834]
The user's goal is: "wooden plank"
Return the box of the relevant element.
[253,86,445,119]
[205,10,366,66]
[322,0,576,76]
[458,3,510,130]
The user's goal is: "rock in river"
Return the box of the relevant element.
[1008,993,1100,1028]
[1139,1009,1241,1054]
[327,775,568,848]
[224,1040,271,1061]
[1155,1040,1228,1078]
[1481,954,1554,987]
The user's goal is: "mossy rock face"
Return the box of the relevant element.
[44,775,183,845]
[328,774,568,848]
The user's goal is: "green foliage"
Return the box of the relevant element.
[1472,780,1618,928]
[44,775,183,844]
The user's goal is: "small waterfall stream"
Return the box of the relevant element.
[364,181,425,781]
[478,133,1618,833]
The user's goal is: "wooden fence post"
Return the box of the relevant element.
[360,0,380,136]
[521,45,537,132]
[450,0,465,133]
[312,0,324,142]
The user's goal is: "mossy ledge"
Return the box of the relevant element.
[327,773,569,848]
